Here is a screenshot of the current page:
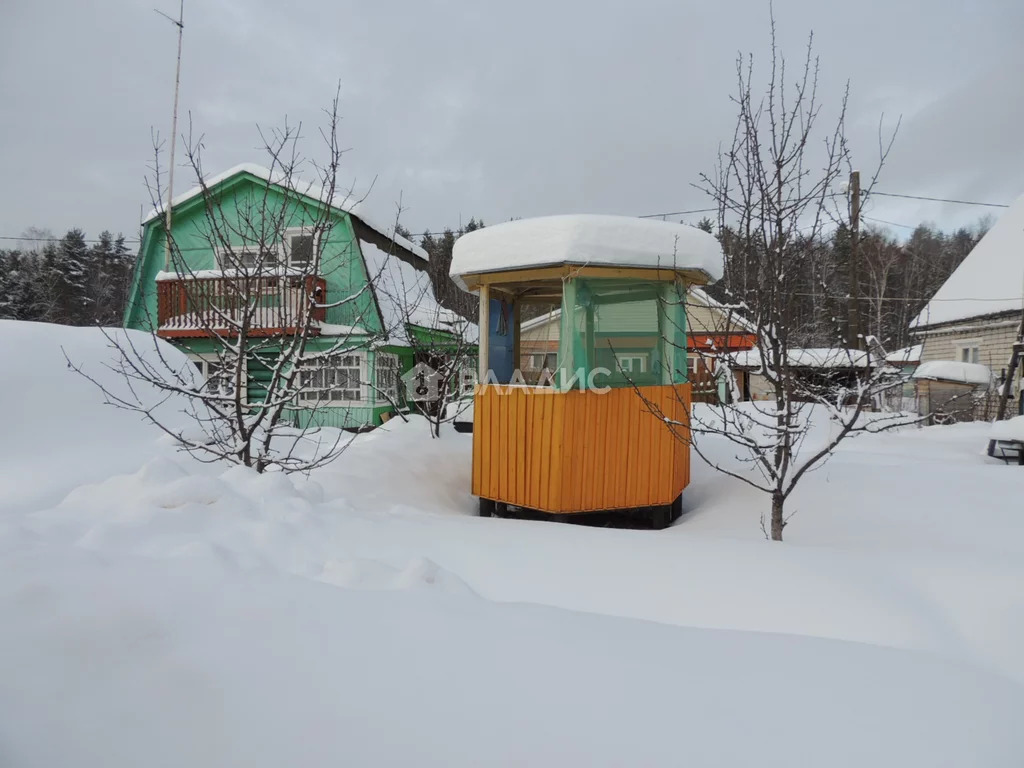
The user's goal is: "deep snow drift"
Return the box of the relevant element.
[2,319,1024,766]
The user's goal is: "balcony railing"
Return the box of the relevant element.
[156,273,327,339]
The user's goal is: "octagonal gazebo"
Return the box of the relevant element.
[449,215,723,528]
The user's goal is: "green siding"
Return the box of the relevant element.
[121,169,479,431]
[124,172,383,338]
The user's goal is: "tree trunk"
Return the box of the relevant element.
[770,490,785,541]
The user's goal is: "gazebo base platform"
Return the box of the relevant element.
[478,494,683,530]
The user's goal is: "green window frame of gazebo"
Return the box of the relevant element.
[555,277,687,391]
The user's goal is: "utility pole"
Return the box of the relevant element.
[157,0,184,271]
[848,170,862,350]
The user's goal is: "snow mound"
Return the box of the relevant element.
[449,214,723,287]
[912,359,994,385]
[0,321,195,515]
[991,415,1024,441]
[319,556,477,596]
[1,547,1022,768]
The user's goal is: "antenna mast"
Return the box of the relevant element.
[157,0,184,270]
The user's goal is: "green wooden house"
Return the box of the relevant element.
[124,164,472,429]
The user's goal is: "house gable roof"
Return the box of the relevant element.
[142,163,427,262]
[131,165,468,342]
[911,193,1024,329]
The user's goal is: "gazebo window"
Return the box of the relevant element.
[556,278,687,390]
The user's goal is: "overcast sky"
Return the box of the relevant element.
[2,0,1022,246]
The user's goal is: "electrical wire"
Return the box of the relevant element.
[868,191,1009,209]
[0,190,1009,247]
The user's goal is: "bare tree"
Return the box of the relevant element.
[68,92,395,473]
[404,310,477,439]
[371,210,477,438]
[642,12,910,540]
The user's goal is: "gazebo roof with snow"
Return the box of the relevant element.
[911,193,1024,329]
[449,214,723,291]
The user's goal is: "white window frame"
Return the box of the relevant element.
[188,353,246,404]
[297,352,367,406]
[281,227,321,271]
[214,243,280,271]
[616,353,647,373]
[374,352,401,404]
[955,339,982,365]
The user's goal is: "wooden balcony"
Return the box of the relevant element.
[156,273,327,339]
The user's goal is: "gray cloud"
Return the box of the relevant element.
[1,0,1021,244]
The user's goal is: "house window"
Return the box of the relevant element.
[530,353,556,370]
[215,244,279,271]
[190,355,244,401]
[961,347,980,364]
[298,353,365,405]
[956,341,981,365]
[460,366,477,393]
[616,354,647,373]
[282,228,319,271]
[375,353,400,403]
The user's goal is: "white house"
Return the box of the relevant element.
[911,195,1024,386]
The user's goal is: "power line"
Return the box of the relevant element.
[868,191,1009,208]
[792,292,1021,303]
[637,207,718,220]
[0,189,1008,249]
[862,215,916,230]
[406,207,718,238]
[0,235,140,245]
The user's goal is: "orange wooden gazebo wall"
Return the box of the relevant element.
[472,383,691,513]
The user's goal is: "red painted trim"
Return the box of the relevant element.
[687,333,757,352]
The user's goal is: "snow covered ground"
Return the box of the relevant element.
[2,319,1024,766]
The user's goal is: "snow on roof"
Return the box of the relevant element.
[449,215,723,288]
[731,347,876,370]
[911,193,1024,328]
[143,163,427,261]
[520,308,561,333]
[688,287,757,333]
[990,415,1024,441]
[911,360,994,386]
[359,239,475,345]
[885,344,923,364]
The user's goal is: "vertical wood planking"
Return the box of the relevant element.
[548,390,566,512]
[472,383,692,512]
[471,387,481,496]
[560,391,577,510]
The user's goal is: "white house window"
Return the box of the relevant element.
[375,353,400,403]
[616,354,647,373]
[956,341,981,365]
[282,228,319,271]
[460,366,477,394]
[214,244,279,271]
[298,353,365,405]
[190,355,244,400]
